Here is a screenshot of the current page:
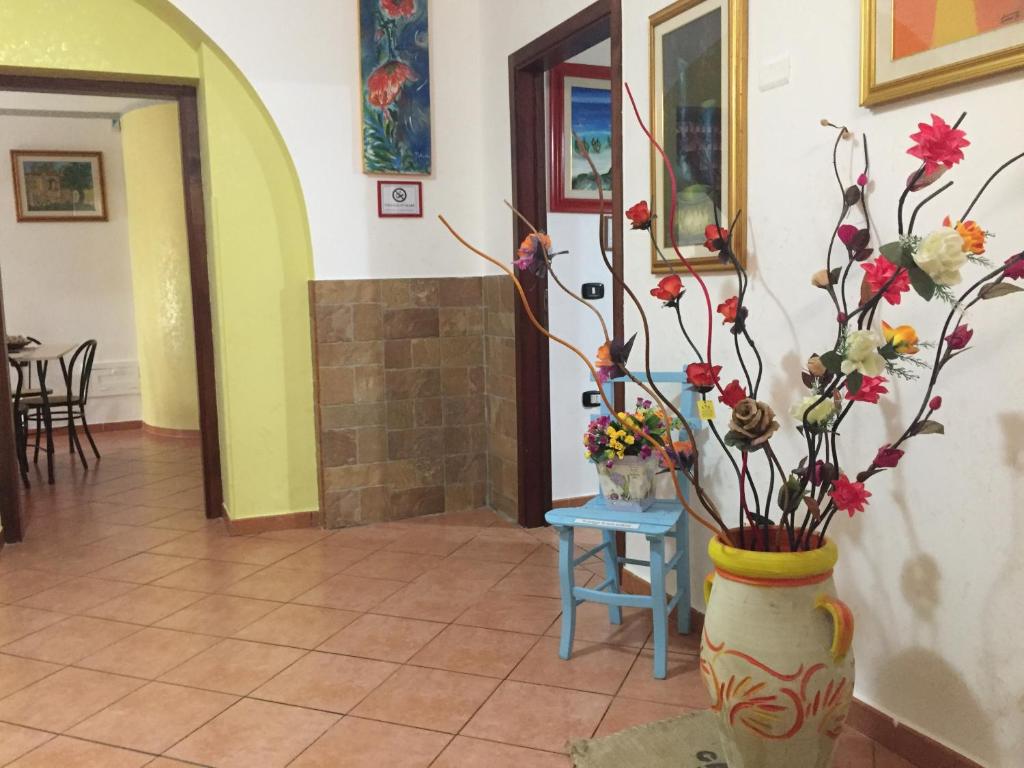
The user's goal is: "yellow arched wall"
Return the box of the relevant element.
[0,0,318,520]
[121,102,200,433]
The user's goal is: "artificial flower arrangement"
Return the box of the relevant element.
[583,398,674,467]
[438,98,1023,554]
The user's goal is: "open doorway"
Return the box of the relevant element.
[0,75,221,545]
[509,0,624,528]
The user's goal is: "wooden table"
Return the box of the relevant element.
[9,342,76,484]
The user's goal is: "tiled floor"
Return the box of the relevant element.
[0,430,915,766]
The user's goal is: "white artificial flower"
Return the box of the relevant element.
[841,330,886,376]
[790,395,836,426]
[914,227,967,286]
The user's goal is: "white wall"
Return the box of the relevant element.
[549,40,614,500]
[621,2,1024,765]
[159,2,1023,763]
[0,114,140,424]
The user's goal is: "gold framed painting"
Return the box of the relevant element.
[861,0,1024,106]
[10,150,107,222]
[649,0,747,275]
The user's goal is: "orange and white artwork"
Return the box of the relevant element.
[892,0,1024,59]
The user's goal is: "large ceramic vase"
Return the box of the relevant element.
[700,528,855,768]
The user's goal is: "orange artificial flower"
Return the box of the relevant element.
[942,216,986,255]
[881,320,919,355]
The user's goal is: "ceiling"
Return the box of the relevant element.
[0,91,169,119]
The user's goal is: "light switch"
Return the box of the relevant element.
[759,55,790,91]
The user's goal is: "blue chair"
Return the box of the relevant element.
[544,371,701,679]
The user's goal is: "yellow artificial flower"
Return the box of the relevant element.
[625,435,635,445]
[584,450,591,459]
[943,215,986,255]
[881,320,919,355]
[605,426,616,437]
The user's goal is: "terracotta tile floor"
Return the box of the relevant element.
[0,431,915,766]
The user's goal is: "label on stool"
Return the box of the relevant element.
[572,518,640,530]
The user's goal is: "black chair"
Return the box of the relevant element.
[23,340,100,469]
[8,357,31,487]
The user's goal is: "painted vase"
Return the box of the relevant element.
[700,529,855,768]
[594,455,658,510]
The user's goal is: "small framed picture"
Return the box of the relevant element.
[549,63,612,214]
[377,180,423,218]
[10,150,107,222]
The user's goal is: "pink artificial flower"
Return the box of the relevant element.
[874,445,904,468]
[845,375,888,404]
[514,232,552,272]
[860,256,910,305]
[929,396,943,411]
[944,324,973,351]
[1004,253,1024,280]
[718,379,747,408]
[907,114,969,176]
[857,172,868,186]
[837,224,859,246]
[830,474,872,517]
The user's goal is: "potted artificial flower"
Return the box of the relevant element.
[584,397,681,511]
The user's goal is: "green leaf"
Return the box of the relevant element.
[878,342,899,361]
[907,265,936,301]
[979,282,1024,299]
[820,351,844,374]
[880,241,911,267]
[914,420,945,436]
[723,430,750,450]
[846,371,863,395]
[777,475,802,514]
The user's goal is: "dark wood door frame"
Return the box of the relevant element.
[0,72,223,543]
[509,0,624,528]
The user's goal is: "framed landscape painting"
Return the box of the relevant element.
[649,0,747,274]
[549,63,613,214]
[10,150,107,222]
[360,0,432,175]
[862,0,1024,105]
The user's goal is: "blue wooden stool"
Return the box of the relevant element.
[544,371,699,679]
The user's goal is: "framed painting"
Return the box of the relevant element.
[549,63,613,214]
[649,0,747,274]
[359,0,432,175]
[862,0,1024,106]
[10,150,107,222]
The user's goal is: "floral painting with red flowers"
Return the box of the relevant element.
[359,0,431,175]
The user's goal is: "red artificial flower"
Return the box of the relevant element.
[829,474,871,517]
[650,274,683,304]
[907,114,969,176]
[929,395,943,411]
[717,296,739,324]
[874,445,904,469]
[944,324,973,351]
[860,256,910,306]
[367,60,417,109]
[718,379,746,408]
[381,0,415,17]
[837,224,859,246]
[703,224,729,253]
[686,362,722,391]
[857,172,868,187]
[626,201,653,230]
[1005,253,1024,280]
[846,375,888,404]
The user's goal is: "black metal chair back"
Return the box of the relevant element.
[60,340,98,405]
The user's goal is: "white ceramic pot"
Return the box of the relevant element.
[700,530,855,768]
[595,455,658,509]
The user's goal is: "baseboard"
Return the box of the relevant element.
[222,509,317,536]
[846,700,984,768]
[26,419,142,437]
[619,569,979,768]
[552,495,595,508]
[142,423,201,439]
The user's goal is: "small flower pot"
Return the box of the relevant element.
[700,528,855,768]
[595,455,658,511]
